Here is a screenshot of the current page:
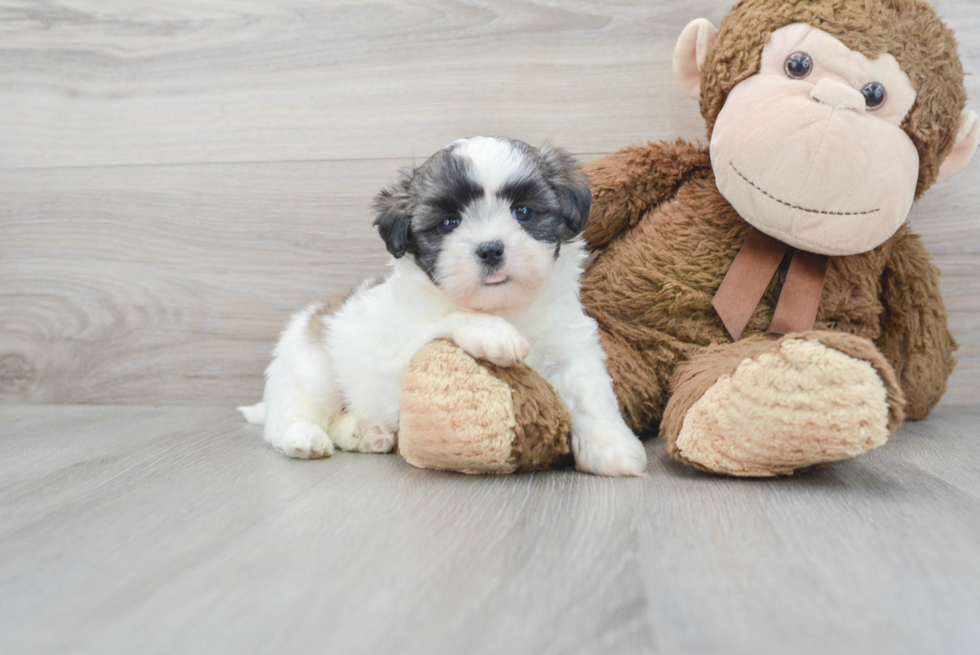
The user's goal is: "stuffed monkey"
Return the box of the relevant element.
[398,0,979,476]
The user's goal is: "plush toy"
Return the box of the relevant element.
[397,0,978,476]
[399,339,573,474]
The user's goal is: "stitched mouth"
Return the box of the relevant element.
[730,162,880,216]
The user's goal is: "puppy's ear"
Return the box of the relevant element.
[373,168,416,258]
[538,142,592,238]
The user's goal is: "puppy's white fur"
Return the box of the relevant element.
[240,137,647,476]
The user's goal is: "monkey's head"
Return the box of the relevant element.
[674,0,979,256]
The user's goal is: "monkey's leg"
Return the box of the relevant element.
[661,332,906,477]
[599,330,685,435]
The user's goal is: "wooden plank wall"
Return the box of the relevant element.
[1,0,978,406]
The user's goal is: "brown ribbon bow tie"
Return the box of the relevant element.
[712,227,829,341]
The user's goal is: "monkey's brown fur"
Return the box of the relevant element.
[581,0,962,462]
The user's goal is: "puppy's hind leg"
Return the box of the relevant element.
[276,421,335,460]
[261,304,343,459]
[328,414,396,454]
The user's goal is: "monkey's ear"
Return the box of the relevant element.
[538,143,592,237]
[936,110,979,184]
[673,18,718,100]
[373,170,416,258]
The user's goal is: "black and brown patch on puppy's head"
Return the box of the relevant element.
[501,141,592,242]
[373,148,483,276]
[373,137,591,313]
[373,167,417,259]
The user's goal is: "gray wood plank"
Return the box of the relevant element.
[0,159,392,404]
[635,421,980,654]
[0,0,720,169]
[1,405,979,654]
[2,157,978,405]
[0,406,651,654]
[0,0,976,169]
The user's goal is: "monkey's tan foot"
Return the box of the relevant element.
[662,332,905,477]
[398,339,573,474]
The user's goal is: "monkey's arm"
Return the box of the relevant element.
[875,230,957,420]
[582,140,710,250]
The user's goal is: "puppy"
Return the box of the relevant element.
[239,137,647,476]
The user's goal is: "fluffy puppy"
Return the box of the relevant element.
[239,137,647,476]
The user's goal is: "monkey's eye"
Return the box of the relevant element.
[511,205,534,222]
[784,52,812,79]
[439,217,460,233]
[861,82,886,110]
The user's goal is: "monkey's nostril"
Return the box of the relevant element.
[476,241,505,265]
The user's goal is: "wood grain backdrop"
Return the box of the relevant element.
[1,0,978,406]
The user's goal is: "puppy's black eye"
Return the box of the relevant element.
[861,82,886,110]
[784,51,812,79]
[439,217,460,234]
[511,205,533,222]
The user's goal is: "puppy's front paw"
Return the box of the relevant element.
[572,427,647,477]
[453,317,530,367]
[274,422,335,459]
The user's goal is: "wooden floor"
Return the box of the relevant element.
[2,405,979,654]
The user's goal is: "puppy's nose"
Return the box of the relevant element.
[475,241,505,267]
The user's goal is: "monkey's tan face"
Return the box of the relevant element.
[710,24,920,256]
